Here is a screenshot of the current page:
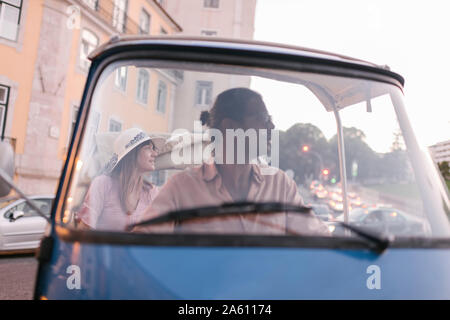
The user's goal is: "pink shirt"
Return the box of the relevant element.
[77,175,159,231]
[136,163,329,236]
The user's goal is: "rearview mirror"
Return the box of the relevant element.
[0,140,15,197]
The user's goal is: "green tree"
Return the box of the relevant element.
[328,127,379,182]
[438,161,450,180]
[381,150,411,182]
[279,123,333,184]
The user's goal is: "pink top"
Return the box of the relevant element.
[77,175,159,231]
[135,163,329,236]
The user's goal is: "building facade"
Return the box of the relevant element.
[429,139,450,164]
[162,0,257,131]
[0,0,257,195]
[0,0,181,194]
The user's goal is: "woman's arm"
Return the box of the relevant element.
[76,175,110,229]
[132,175,181,233]
[77,219,92,230]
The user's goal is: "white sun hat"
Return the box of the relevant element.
[104,128,166,173]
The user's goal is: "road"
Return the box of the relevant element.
[0,254,38,300]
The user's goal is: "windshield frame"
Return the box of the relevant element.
[55,225,450,249]
[52,39,450,248]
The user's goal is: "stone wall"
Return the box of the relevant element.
[15,0,73,195]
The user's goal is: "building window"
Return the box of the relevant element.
[79,29,99,70]
[139,9,150,35]
[0,84,10,138]
[156,81,167,113]
[112,0,128,33]
[0,0,23,41]
[82,0,98,10]
[203,0,219,8]
[136,69,149,104]
[195,81,213,106]
[109,118,122,132]
[114,67,127,92]
[201,30,217,36]
[160,27,167,35]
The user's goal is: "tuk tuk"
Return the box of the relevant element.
[2,37,450,299]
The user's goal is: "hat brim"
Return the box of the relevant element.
[107,135,169,173]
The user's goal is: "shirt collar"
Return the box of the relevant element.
[202,162,263,185]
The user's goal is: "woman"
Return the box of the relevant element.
[77,128,162,231]
[135,88,329,236]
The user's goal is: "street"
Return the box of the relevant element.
[0,254,38,300]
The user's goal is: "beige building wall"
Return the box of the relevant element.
[0,0,181,194]
[0,0,43,153]
[94,67,178,134]
[165,0,256,39]
[163,0,257,131]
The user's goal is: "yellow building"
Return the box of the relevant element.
[0,0,181,194]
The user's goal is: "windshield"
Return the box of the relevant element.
[60,58,450,240]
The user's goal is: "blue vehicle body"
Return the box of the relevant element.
[36,235,450,299]
[33,37,450,300]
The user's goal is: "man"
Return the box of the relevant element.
[134,88,329,236]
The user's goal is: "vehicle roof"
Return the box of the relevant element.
[89,36,404,86]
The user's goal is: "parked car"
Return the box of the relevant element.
[1,37,450,299]
[0,195,53,252]
[335,207,430,236]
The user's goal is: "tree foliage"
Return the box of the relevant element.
[279,123,412,184]
[438,161,450,180]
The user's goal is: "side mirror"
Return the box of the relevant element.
[0,140,15,197]
[9,210,24,222]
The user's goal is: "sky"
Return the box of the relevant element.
[252,0,450,149]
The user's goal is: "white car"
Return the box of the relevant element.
[0,195,53,253]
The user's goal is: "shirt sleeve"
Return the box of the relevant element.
[133,175,180,233]
[76,175,109,229]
